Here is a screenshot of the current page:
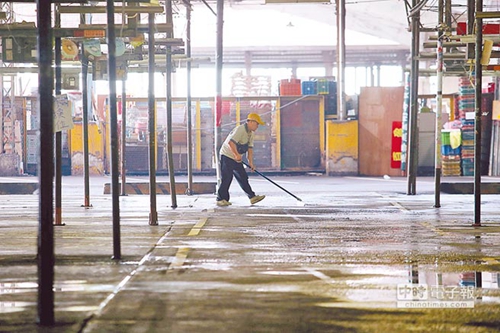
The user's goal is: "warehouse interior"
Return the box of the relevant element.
[0,0,425,178]
[0,1,498,182]
[0,0,499,181]
[2,0,500,330]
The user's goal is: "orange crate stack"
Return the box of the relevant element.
[279,79,301,96]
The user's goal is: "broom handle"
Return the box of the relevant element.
[242,161,302,202]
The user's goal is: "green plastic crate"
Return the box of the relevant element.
[317,79,329,94]
[441,131,450,146]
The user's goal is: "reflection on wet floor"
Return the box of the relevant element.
[0,281,38,294]
[0,280,116,314]
[304,261,500,308]
[0,301,34,313]
[4,260,500,314]
[0,280,115,294]
[3,179,500,331]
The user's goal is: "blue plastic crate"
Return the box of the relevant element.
[462,131,475,141]
[461,157,474,165]
[441,145,461,156]
[301,81,317,95]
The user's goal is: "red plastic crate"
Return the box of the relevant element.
[457,22,500,35]
[279,79,301,96]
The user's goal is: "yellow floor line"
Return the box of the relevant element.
[420,221,447,236]
[168,218,208,272]
[169,247,190,271]
[188,217,208,236]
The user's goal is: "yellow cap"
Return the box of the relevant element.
[247,113,265,125]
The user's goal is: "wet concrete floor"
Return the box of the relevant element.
[1,175,500,332]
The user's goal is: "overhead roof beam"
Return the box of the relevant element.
[0,24,173,37]
[476,11,500,19]
[58,5,163,13]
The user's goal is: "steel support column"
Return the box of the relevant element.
[148,13,158,224]
[336,0,346,120]
[215,0,224,184]
[54,4,64,226]
[81,56,92,207]
[107,0,121,259]
[165,0,177,208]
[81,14,91,208]
[407,0,420,195]
[434,0,444,207]
[121,80,127,196]
[186,0,193,195]
[36,0,54,325]
[474,0,483,226]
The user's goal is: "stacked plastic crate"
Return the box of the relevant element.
[441,130,462,176]
[279,79,301,96]
[458,76,475,176]
[458,77,475,119]
[301,81,317,95]
[321,80,337,117]
[317,79,330,95]
[299,78,337,115]
[461,119,475,176]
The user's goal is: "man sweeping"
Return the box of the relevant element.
[216,113,266,207]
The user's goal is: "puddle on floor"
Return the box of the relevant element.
[0,301,99,314]
[0,280,114,295]
[0,301,33,313]
[0,281,37,294]
[120,261,141,265]
[307,262,500,308]
[178,241,229,249]
[59,305,100,312]
[194,262,233,271]
[261,271,310,276]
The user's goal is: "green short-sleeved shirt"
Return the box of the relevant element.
[220,123,254,160]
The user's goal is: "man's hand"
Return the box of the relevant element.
[249,161,255,171]
[234,153,242,162]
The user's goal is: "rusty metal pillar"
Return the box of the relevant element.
[121,79,127,196]
[474,0,483,227]
[186,0,193,195]
[445,0,452,30]
[81,53,91,208]
[467,0,475,59]
[407,0,420,195]
[107,0,121,259]
[434,0,444,208]
[165,0,177,208]
[54,4,65,226]
[336,0,346,120]
[148,13,158,225]
[81,12,91,208]
[37,0,54,325]
[215,0,224,185]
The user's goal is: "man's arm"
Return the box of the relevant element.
[228,140,242,162]
[247,147,254,170]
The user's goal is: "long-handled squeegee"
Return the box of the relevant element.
[242,161,303,202]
